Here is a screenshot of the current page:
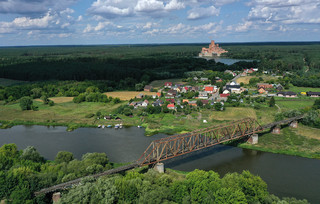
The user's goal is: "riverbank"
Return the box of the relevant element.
[239,125,320,159]
[1,99,319,159]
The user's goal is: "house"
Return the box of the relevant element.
[144,85,153,92]
[152,100,163,107]
[181,87,189,93]
[193,77,198,81]
[104,116,112,120]
[156,92,161,97]
[204,86,214,94]
[306,91,320,97]
[129,102,137,107]
[218,94,229,102]
[277,92,297,98]
[166,99,175,103]
[164,82,172,88]
[141,100,149,107]
[198,91,208,99]
[188,100,197,107]
[191,86,199,92]
[223,89,230,94]
[241,72,247,77]
[136,93,144,99]
[258,87,267,94]
[257,83,273,89]
[216,79,223,83]
[136,101,143,107]
[200,77,208,81]
[275,84,283,91]
[167,89,177,96]
[165,94,175,99]
[201,100,209,105]
[167,104,175,110]
[182,99,189,104]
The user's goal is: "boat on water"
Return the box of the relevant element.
[102,125,105,129]
[107,125,112,128]
[115,124,120,129]
[137,125,142,128]
[98,125,102,128]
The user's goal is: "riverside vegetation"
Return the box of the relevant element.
[0,144,310,203]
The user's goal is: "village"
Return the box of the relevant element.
[124,68,320,114]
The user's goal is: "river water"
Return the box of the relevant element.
[0,125,319,203]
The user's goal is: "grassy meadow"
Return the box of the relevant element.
[240,126,320,159]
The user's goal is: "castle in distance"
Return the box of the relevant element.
[199,40,228,57]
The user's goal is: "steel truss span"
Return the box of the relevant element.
[137,117,263,166]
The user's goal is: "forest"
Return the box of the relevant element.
[0,143,309,204]
[1,42,320,88]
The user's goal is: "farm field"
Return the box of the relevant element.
[35,97,74,103]
[104,91,157,100]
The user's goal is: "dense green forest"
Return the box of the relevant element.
[1,42,320,88]
[0,144,309,203]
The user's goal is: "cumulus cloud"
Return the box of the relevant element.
[0,8,76,34]
[187,6,220,20]
[247,0,320,24]
[0,0,78,15]
[234,21,253,32]
[88,0,185,19]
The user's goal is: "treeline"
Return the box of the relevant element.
[0,81,116,101]
[0,144,309,204]
[0,56,258,83]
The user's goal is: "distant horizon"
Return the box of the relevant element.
[1,40,320,48]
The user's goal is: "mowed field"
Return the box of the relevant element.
[104,91,157,100]
[150,78,186,88]
[236,75,279,84]
[35,97,74,103]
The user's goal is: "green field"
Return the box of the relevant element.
[276,99,315,110]
[288,86,320,93]
[240,126,320,159]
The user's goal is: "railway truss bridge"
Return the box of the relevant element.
[35,115,304,197]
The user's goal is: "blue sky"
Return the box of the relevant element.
[0,0,319,46]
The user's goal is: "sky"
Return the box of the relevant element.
[0,0,319,46]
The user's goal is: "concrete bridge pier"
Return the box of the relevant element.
[290,120,298,128]
[52,192,61,203]
[248,134,258,144]
[272,125,281,134]
[154,163,164,173]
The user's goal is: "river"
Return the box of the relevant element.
[0,125,319,203]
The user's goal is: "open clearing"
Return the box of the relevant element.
[150,78,186,88]
[34,97,74,103]
[104,91,157,100]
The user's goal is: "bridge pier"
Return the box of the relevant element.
[272,125,281,134]
[52,192,61,203]
[248,134,258,144]
[154,163,164,173]
[290,120,298,128]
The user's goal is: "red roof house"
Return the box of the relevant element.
[167,104,175,110]
[205,86,214,93]
[220,94,230,98]
[164,82,172,88]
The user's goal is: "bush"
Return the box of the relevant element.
[48,100,55,106]
[19,96,33,110]
[85,113,95,118]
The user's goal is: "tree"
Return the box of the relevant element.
[269,96,275,107]
[214,102,223,111]
[135,83,144,91]
[19,96,33,110]
[20,146,44,163]
[196,100,203,107]
[55,151,74,163]
[113,97,121,104]
[313,99,320,109]
[123,108,133,116]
